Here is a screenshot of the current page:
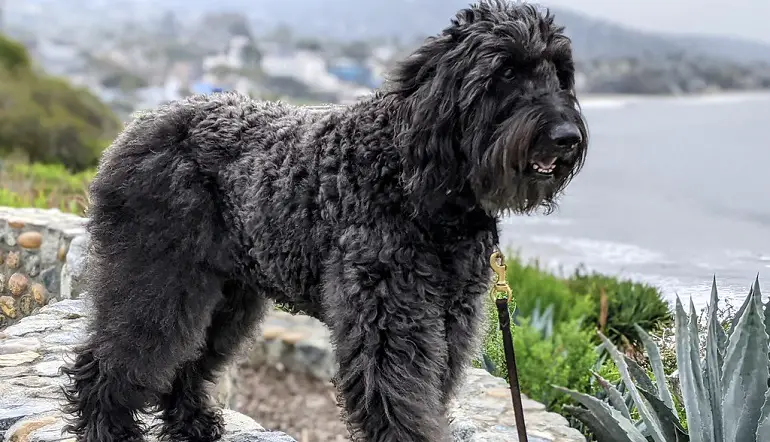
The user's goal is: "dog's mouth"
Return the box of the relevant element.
[529,156,558,176]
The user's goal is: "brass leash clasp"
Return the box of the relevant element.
[489,250,513,303]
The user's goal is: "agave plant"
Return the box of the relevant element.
[555,276,770,442]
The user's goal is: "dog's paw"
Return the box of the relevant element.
[158,408,225,442]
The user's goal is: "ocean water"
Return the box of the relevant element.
[498,92,770,312]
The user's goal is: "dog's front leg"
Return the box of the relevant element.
[323,228,451,442]
[441,287,486,405]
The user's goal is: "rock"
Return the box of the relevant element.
[17,295,37,316]
[17,232,43,250]
[0,297,16,319]
[8,273,28,297]
[5,252,20,270]
[30,284,47,306]
[64,235,88,281]
[37,299,88,318]
[56,245,68,262]
[0,351,40,367]
[23,254,42,278]
[448,369,585,442]
[0,399,59,434]
[7,220,25,229]
[0,337,42,355]
[3,316,63,337]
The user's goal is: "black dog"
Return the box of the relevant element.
[61,1,588,441]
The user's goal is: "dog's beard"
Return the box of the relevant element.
[469,106,586,216]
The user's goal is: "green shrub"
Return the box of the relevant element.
[501,254,671,356]
[478,295,598,414]
[0,34,32,72]
[0,34,121,171]
[504,253,595,326]
[513,317,599,413]
[565,267,672,355]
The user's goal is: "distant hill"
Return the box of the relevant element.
[195,0,770,64]
[9,0,770,64]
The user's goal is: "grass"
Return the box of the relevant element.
[0,160,92,215]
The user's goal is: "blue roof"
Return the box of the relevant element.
[191,82,224,94]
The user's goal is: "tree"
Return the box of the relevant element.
[0,34,31,72]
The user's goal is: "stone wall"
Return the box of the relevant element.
[0,208,89,329]
[0,206,586,442]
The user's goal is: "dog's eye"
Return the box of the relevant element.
[502,68,515,80]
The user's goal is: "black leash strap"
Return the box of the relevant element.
[489,250,529,442]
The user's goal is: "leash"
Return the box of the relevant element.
[489,250,529,442]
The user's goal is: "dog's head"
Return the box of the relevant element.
[387,0,588,216]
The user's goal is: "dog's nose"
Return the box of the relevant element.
[548,122,582,148]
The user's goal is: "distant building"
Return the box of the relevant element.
[191,82,225,95]
[261,50,348,95]
[327,58,380,88]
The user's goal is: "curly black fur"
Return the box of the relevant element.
[60,2,588,441]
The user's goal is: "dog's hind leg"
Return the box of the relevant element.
[324,226,451,442]
[156,280,269,442]
[61,258,227,442]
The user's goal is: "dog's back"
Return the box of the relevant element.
[87,91,399,320]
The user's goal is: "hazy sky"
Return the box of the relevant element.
[545,0,770,43]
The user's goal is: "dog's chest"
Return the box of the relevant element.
[433,228,497,297]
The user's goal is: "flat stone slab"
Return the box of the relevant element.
[0,297,299,442]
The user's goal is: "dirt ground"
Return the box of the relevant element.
[232,365,351,442]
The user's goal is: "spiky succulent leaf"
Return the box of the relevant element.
[637,387,689,442]
[668,371,684,410]
[675,296,714,442]
[591,370,631,420]
[597,332,667,442]
[728,283,753,338]
[563,406,638,442]
[722,278,770,442]
[555,386,647,442]
[757,389,770,441]
[764,282,770,351]
[634,324,676,412]
[704,278,724,442]
[623,354,657,395]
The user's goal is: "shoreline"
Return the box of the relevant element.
[578,89,770,108]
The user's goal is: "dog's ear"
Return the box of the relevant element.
[388,35,472,214]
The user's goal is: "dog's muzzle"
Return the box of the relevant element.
[528,121,582,175]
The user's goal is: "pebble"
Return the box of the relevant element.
[17,231,43,249]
